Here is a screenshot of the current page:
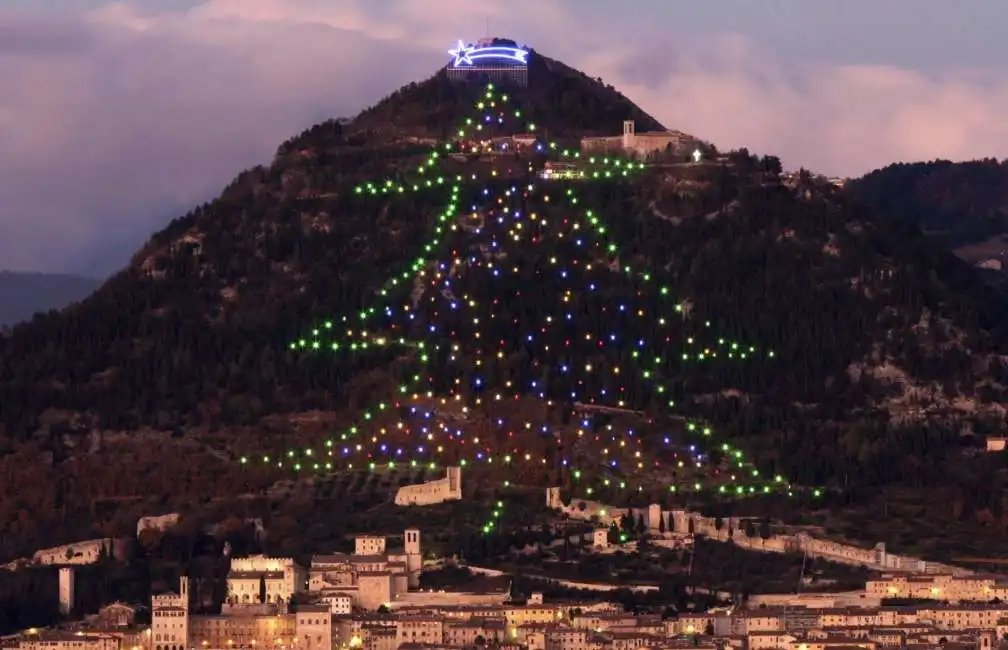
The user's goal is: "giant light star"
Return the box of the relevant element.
[449,40,475,67]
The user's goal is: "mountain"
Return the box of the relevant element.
[0,45,1007,564]
[0,271,101,328]
[848,160,1008,280]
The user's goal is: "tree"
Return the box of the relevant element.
[761,155,782,178]
[658,514,666,535]
[607,522,619,544]
[636,512,647,536]
[619,514,633,538]
[714,517,724,532]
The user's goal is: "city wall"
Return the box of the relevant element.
[547,488,965,575]
[32,538,128,566]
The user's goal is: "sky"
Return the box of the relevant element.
[3,1,1008,276]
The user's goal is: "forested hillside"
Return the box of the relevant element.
[0,51,1005,567]
[848,159,1008,249]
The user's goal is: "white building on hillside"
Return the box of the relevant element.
[581,121,697,158]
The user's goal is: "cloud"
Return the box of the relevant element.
[2,0,1008,274]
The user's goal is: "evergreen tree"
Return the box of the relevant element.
[619,513,633,538]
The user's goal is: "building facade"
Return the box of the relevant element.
[581,121,697,158]
[225,556,307,605]
[151,577,189,650]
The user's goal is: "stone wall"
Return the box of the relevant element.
[546,488,965,575]
[229,556,296,572]
[394,467,462,506]
[137,513,181,537]
[33,538,128,566]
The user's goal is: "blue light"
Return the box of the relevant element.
[449,40,529,67]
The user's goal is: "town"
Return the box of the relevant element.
[9,491,1008,650]
[12,534,1008,650]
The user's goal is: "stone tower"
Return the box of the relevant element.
[180,574,189,610]
[404,528,422,588]
[546,486,563,510]
[58,567,74,616]
[622,120,635,149]
[446,466,462,500]
[648,503,662,533]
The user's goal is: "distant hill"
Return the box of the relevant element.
[848,159,1008,249]
[0,271,101,327]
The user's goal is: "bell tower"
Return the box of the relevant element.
[622,120,635,149]
[404,528,422,588]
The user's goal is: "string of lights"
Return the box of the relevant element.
[259,83,820,519]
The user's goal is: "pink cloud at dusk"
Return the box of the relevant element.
[2,0,1008,274]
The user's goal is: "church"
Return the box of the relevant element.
[581,120,698,158]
